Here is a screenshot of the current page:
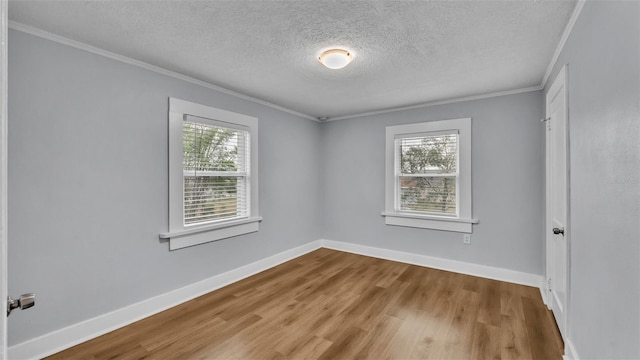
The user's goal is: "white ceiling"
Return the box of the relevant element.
[8,0,577,120]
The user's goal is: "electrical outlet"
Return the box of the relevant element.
[463,234,471,244]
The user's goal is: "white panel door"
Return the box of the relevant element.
[545,65,569,340]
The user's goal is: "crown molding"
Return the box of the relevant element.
[9,14,578,124]
[540,0,586,88]
[8,21,320,122]
[326,85,543,122]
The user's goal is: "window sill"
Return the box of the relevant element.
[160,216,262,250]
[381,212,478,233]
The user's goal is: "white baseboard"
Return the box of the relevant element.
[564,338,580,360]
[320,239,543,288]
[9,238,546,359]
[8,240,322,360]
[540,281,550,307]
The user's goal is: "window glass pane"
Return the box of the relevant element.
[183,121,246,173]
[400,134,457,174]
[399,176,457,215]
[183,120,249,225]
[184,176,247,224]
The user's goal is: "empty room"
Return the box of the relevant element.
[1,0,638,359]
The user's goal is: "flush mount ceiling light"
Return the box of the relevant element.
[318,49,352,70]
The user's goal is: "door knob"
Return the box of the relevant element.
[7,293,35,317]
[553,227,564,236]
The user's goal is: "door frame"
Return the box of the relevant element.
[544,64,571,345]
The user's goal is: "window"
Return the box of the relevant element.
[383,118,476,233]
[182,119,249,225]
[160,98,260,250]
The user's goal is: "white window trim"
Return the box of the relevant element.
[159,98,261,250]
[382,118,478,233]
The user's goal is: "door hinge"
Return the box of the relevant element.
[547,278,552,292]
[541,117,552,131]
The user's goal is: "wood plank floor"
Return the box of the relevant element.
[47,249,563,359]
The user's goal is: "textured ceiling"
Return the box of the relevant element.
[8,0,576,120]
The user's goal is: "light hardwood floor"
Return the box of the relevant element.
[47,248,563,359]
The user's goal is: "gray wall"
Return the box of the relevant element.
[11,3,638,356]
[321,91,545,275]
[544,1,640,358]
[7,29,322,346]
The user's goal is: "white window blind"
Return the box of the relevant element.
[396,131,459,216]
[182,116,249,225]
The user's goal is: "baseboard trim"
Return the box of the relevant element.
[564,338,580,360]
[10,238,545,359]
[540,280,550,308]
[8,240,322,360]
[320,239,543,288]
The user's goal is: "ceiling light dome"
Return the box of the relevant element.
[318,49,352,70]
